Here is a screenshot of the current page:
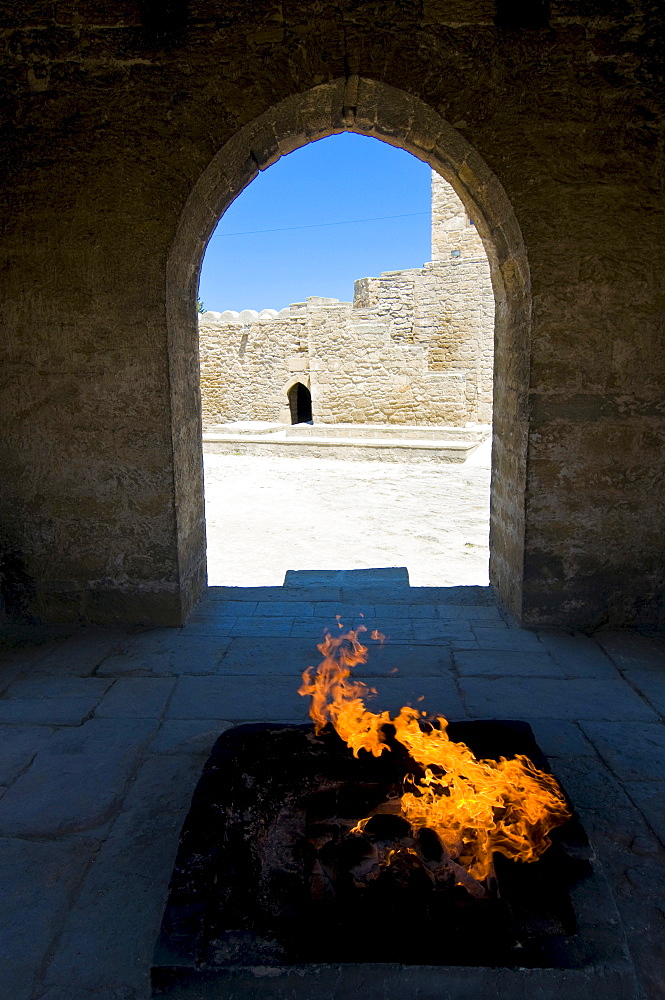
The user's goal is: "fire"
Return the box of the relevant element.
[299,626,571,885]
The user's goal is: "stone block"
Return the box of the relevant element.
[453,649,564,676]
[230,617,294,637]
[550,756,636,812]
[167,674,309,722]
[0,836,100,1000]
[525,719,594,758]
[38,753,206,999]
[357,642,454,677]
[253,601,315,617]
[149,719,233,755]
[178,617,238,636]
[595,632,665,672]
[535,634,621,679]
[621,782,665,843]
[94,678,175,718]
[459,677,659,722]
[580,722,665,782]
[470,627,545,650]
[24,627,131,676]
[0,680,107,725]
[621,670,665,716]
[0,718,157,837]
[97,636,232,676]
[412,621,476,641]
[0,725,57,785]
[215,636,321,675]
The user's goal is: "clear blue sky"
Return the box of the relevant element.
[198,133,432,313]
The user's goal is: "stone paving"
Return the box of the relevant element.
[1,570,664,999]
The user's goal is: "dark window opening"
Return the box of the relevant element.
[288,382,313,424]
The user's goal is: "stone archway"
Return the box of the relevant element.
[167,77,531,620]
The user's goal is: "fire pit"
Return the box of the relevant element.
[152,629,638,999]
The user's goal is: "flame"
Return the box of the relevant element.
[299,626,571,883]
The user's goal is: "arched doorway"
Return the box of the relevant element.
[167,78,530,621]
[288,382,313,425]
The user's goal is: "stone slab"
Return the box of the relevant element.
[0,724,57,785]
[94,678,176,718]
[38,753,205,1000]
[523,719,594,758]
[253,601,315,617]
[149,720,233,755]
[178,618,239,636]
[187,600,257,619]
[536,634,621,678]
[0,835,100,1000]
[595,632,665,672]
[97,636,233,677]
[285,567,410,587]
[459,677,659,721]
[469,627,545,650]
[167,674,309,722]
[621,670,665,716]
[6,676,111,700]
[229,617,294,637]
[549,756,636,812]
[454,649,564,676]
[24,627,131,676]
[216,636,321,675]
[580,722,665,782]
[0,718,157,837]
[622,782,665,842]
[0,695,103,726]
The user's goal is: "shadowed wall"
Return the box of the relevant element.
[0,3,663,628]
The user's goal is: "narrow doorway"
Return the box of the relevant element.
[288,382,313,424]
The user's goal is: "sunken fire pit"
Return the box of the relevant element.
[153,720,637,999]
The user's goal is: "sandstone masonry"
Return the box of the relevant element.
[199,172,494,428]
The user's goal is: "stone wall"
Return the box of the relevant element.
[199,172,494,428]
[1,3,663,627]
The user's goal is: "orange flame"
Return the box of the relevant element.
[299,627,571,882]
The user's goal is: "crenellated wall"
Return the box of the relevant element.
[199,172,494,428]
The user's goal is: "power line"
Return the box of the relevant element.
[218,211,429,237]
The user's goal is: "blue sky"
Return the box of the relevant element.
[198,133,432,313]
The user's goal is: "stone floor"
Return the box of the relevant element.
[1,570,664,999]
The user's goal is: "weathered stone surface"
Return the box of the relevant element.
[453,649,563,676]
[0,719,157,837]
[622,782,665,843]
[0,676,111,728]
[525,719,594,758]
[167,674,309,722]
[0,724,56,785]
[535,635,621,679]
[149,719,232,755]
[595,633,665,673]
[0,836,100,1000]
[580,722,665,782]
[38,753,205,1000]
[94,678,175,719]
[460,677,659,722]
[215,636,321,675]
[97,635,233,676]
[621,670,665,717]
[550,757,636,812]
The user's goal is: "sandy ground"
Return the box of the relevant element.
[204,438,491,587]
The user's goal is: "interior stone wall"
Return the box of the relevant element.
[199,178,494,428]
[0,3,662,627]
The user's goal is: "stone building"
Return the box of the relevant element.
[199,172,494,427]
